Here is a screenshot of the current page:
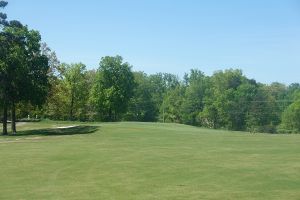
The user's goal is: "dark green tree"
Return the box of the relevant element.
[0,1,8,26]
[199,69,246,130]
[0,0,8,134]
[245,85,276,133]
[1,20,49,134]
[124,72,157,122]
[148,73,180,121]
[181,69,208,125]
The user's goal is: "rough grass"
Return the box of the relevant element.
[0,121,300,200]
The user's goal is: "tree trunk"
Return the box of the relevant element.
[11,101,17,134]
[70,98,74,121]
[114,111,117,122]
[2,100,8,135]
[69,90,74,121]
[108,108,112,122]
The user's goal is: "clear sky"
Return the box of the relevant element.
[5,0,300,84]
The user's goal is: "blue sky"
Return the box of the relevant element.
[5,0,300,84]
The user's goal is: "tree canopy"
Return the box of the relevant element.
[91,56,135,121]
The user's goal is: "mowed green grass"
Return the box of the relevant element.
[1,122,300,200]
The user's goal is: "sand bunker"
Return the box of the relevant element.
[56,125,78,129]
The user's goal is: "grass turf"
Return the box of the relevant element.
[0,121,300,199]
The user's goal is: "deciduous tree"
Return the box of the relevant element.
[91,56,135,121]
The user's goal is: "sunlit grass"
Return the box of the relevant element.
[0,121,300,199]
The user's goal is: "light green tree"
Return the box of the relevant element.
[63,63,88,121]
[91,56,135,121]
[281,92,300,133]
[45,63,90,121]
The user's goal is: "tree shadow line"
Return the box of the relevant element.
[9,125,99,137]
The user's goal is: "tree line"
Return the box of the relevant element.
[1,1,300,135]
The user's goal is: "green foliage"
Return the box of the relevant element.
[124,72,157,122]
[91,56,135,121]
[199,69,247,130]
[44,63,91,121]
[1,47,299,133]
[181,69,207,125]
[281,93,300,133]
[44,78,69,120]
[246,86,277,133]
[0,19,50,134]
[161,86,185,123]
[63,63,89,120]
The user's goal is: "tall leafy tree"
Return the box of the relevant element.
[281,92,300,133]
[63,63,88,121]
[148,73,180,121]
[1,21,27,134]
[287,83,300,99]
[85,69,98,121]
[124,72,157,122]
[41,44,69,120]
[267,82,288,124]
[199,69,252,130]
[181,69,208,125]
[161,85,185,123]
[0,0,8,134]
[91,56,135,121]
[44,77,69,120]
[281,102,300,133]
[245,85,277,133]
[1,19,49,134]
[45,63,91,121]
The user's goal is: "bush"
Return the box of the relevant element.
[247,124,277,134]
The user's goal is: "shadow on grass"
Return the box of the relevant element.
[11,126,99,137]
